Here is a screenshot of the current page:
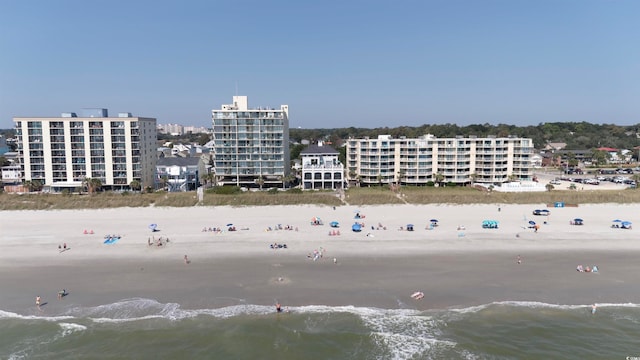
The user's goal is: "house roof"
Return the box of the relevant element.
[300,144,339,155]
[597,147,618,152]
[157,157,201,167]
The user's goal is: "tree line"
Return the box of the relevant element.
[289,122,640,151]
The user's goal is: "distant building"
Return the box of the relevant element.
[13,109,157,192]
[300,141,344,190]
[346,134,534,186]
[183,126,210,134]
[211,96,290,187]
[157,123,184,135]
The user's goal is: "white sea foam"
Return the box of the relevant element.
[58,322,87,336]
[0,309,74,321]
[447,300,639,314]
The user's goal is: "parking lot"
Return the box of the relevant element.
[535,170,637,190]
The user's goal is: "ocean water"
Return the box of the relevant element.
[2,299,639,360]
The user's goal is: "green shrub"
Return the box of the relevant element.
[268,188,279,194]
[286,188,303,194]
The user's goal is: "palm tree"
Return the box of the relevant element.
[469,173,478,186]
[24,180,33,192]
[129,179,141,192]
[88,178,102,194]
[434,172,445,187]
[256,175,265,190]
[159,176,168,191]
[397,169,406,186]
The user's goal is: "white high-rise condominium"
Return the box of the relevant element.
[14,109,157,192]
[211,96,290,187]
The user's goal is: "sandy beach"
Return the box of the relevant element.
[2,203,640,314]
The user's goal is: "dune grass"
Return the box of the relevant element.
[0,186,639,210]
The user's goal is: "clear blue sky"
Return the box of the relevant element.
[1,0,639,129]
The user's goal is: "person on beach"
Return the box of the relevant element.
[36,296,41,308]
[591,304,597,314]
[184,255,190,264]
[517,255,522,264]
[58,289,66,299]
[276,302,282,313]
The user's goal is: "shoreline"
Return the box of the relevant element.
[2,250,637,316]
[2,204,639,315]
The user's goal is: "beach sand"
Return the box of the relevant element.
[2,204,639,314]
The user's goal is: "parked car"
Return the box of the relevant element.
[549,180,562,185]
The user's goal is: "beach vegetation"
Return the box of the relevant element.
[3,184,640,210]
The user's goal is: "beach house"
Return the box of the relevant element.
[300,141,345,190]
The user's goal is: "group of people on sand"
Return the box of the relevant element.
[148,236,169,247]
[270,242,288,249]
[57,243,69,252]
[576,264,599,273]
[202,227,223,233]
[266,224,297,231]
[307,247,325,261]
[328,229,341,236]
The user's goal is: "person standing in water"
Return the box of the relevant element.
[592,304,597,314]
[276,302,282,313]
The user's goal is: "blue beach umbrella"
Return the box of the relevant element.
[148,223,157,231]
[528,220,536,225]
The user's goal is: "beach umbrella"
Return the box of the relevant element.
[622,221,632,225]
[574,218,583,222]
[430,219,438,223]
[148,223,157,231]
[528,220,536,225]
[226,223,233,226]
[612,219,622,223]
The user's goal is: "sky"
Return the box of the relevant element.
[1,0,639,129]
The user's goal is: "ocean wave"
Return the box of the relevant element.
[0,309,74,322]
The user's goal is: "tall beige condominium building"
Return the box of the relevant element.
[14,109,157,192]
[346,134,533,186]
[212,96,290,187]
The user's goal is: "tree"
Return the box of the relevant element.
[256,175,265,190]
[545,183,555,192]
[24,180,33,192]
[434,172,445,187]
[376,174,383,188]
[197,133,211,146]
[397,169,406,185]
[159,176,168,191]
[469,173,478,186]
[129,179,141,192]
[88,178,102,194]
